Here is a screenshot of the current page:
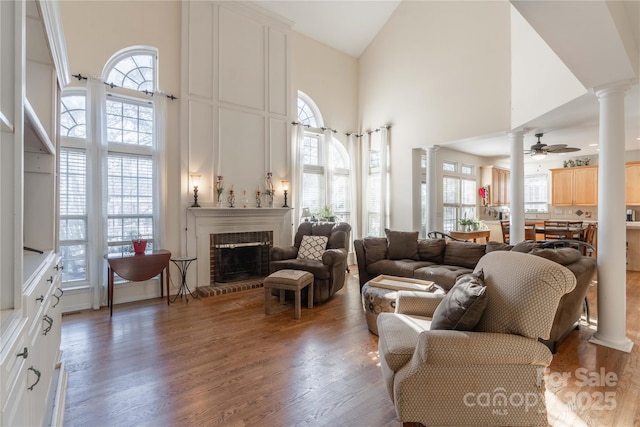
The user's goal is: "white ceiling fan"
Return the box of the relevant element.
[524,133,581,159]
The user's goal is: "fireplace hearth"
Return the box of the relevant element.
[210,231,273,284]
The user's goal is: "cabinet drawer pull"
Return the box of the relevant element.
[52,288,63,308]
[47,276,53,283]
[36,295,44,303]
[17,347,28,359]
[54,264,64,271]
[43,315,53,335]
[27,367,41,391]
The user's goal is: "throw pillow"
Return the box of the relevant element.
[529,247,582,265]
[363,237,388,265]
[430,270,488,331]
[296,235,328,261]
[385,228,419,260]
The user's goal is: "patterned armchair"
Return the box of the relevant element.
[270,222,351,304]
[377,251,576,426]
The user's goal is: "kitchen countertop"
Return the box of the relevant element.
[627,222,640,229]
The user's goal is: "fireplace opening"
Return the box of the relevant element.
[210,231,272,284]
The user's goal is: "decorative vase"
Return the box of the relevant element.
[256,191,262,208]
[132,239,147,254]
[227,191,235,208]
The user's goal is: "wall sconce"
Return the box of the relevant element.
[190,174,201,207]
[281,180,289,208]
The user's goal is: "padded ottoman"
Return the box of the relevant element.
[264,269,314,319]
[362,283,398,335]
[361,278,445,335]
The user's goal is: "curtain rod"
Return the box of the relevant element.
[347,124,392,138]
[293,121,391,137]
[72,73,178,100]
[291,121,338,134]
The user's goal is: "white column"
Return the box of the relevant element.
[509,132,525,244]
[589,84,633,353]
[425,145,439,233]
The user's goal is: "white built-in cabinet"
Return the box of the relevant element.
[1,1,68,425]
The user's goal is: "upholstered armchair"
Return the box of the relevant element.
[377,251,576,426]
[270,222,351,304]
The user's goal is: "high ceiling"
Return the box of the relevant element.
[254,0,401,58]
[254,0,640,160]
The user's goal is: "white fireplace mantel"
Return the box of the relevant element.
[186,207,293,288]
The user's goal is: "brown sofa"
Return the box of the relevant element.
[270,222,351,304]
[354,235,597,352]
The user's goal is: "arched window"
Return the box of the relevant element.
[104,50,156,91]
[297,92,351,224]
[60,94,87,138]
[58,47,160,290]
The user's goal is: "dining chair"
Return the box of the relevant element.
[582,223,597,254]
[500,220,510,243]
[524,222,536,241]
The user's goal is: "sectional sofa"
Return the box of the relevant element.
[354,231,597,351]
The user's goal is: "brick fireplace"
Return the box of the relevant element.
[186,207,293,290]
[210,231,272,283]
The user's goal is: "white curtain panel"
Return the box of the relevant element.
[153,94,167,251]
[379,127,389,234]
[323,128,334,213]
[361,133,371,236]
[86,78,108,309]
[292,123,305,229]
[347,133,360,262]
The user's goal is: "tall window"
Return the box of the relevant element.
[297,93,351,223]
[58,49,159,288]
[105,97,155,255]
[524,174,549,212]
[442,161,476,232]
[59,94,88,284]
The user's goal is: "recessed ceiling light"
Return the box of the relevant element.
[589,143,598,147]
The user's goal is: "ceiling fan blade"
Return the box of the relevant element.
[545,144,568,150]
[548,146,581,153]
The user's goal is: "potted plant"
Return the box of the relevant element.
[131,232,147,254]
[317,205,336,222]
[459,217,486,232]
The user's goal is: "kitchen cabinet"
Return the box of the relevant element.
[0,1,67,426]
[481,166,510,206]
[627,223,640,271]
[551,165,598,206]
[626,162,640,205]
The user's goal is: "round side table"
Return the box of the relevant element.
[170,256,199,303]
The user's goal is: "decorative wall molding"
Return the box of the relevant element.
[180,1,292,255]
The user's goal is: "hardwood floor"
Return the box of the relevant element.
[61,270,640,426]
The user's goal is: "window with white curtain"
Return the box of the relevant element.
[366,131,388,237]
[58,49,159,288]
[524,174,549,212]
[297,93,351,224]
[442,161,476,232]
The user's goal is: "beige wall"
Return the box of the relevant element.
[358,1,511,230]
[291,32,358,138]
